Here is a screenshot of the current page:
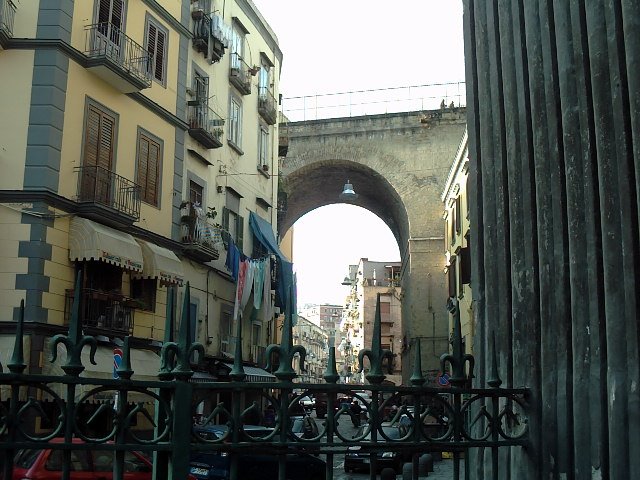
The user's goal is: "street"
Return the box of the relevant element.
[306,411,459,479]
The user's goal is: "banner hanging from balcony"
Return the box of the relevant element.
[69,217,143,272]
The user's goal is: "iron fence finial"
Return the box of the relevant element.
[265,285,305,381]
[159,283,204,381]
[487,330,502,388]
[440,297,474,387]
[50,270,97,376]
[7,299,26,374]
[357,293,393,384]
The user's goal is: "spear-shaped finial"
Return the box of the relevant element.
[357,293,394,384]
[487,331,502,388]
[440,297,474,387]
[159,283,204,381]
[265,283,305,381]
[7,300,27,373]
[50,271,97,376]
[229,311,246,382]
[323,346,340,384]
[159,285,177,380]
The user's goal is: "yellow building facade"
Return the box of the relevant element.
[441,128,473,355]
[0,0,283,397]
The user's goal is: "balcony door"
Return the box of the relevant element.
[94,0,125,59]
[81,103,116,206]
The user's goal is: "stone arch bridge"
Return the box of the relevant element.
[278,107,467,381]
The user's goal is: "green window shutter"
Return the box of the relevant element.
[236,214,244,252]
[221,207,230,247]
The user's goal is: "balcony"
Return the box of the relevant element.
[188,104,224,149]
[180,201,220,262]
[64,288,135,336]
[84,22,152,93]
[191,12,226,63]
[229,53,253,95]
[0,0,16,49]
[76,165,141,224]
[258,87,278,125]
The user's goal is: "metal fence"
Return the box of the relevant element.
[282,81,467,122]
[0,274,529,480]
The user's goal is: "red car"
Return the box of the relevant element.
[11,438,156,480]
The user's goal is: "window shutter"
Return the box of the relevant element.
[136,134,160,206]
[448,257,457,298]
[84,106,101,167]
[221,207,230,247]
[155,29,166,81]
[97,113,114,170]
[460,246,471,285]
[236,214,244,251]
[137,135,149,193]
[111,0,124,29]
[84,105,114,170]
[147,141,160,205]
[147,23,158,77]
[455,196,462,234]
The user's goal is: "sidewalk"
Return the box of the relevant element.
[398,458,463,479]
[423,458,462,479]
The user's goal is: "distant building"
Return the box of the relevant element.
[441,128,472,354]
[341,259,403,385]
[292,315,328,383]
[298,304,343,374]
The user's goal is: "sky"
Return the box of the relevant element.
[250,1,466,307]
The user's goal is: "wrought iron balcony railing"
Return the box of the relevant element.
[76,165,141,221]
[258,87,278,125]
[229,53,253,95]
[0,0,16,46]
[180,201,220,262]
[187,104,224,149]
[84,22,152,92]
[64,288,135,335]
[191,12,227,63]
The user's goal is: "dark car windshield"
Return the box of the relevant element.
[14,449,41,469]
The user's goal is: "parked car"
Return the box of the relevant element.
[9,438,159,480]
[344,424,411,474]
[299,395,315,410]
[190,425,325,480]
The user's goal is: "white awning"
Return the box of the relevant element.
[136,240,184,285]
[44,343,162,404]
[223,363,276,382]
[69,217,143,272]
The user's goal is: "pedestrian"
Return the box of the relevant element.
[350,400,362,427]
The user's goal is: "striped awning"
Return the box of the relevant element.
[69,217,143,272]
[135,240,184,285]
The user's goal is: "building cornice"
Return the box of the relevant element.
[236,0,283,70]
[7,39,188,130]
[0,190,184,255]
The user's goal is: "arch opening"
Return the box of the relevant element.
[278,161,410,255]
